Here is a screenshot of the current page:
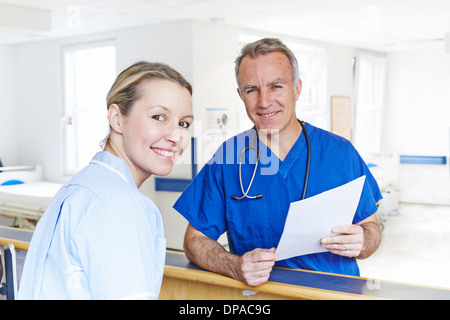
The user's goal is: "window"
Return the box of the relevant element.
[353,54,386,155]
[294,43,327,130]
[62,40,116,175]
[237,34,327,131]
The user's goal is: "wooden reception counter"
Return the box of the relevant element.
[2,225,450,300]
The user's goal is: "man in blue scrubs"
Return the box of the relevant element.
[174,38,382,286]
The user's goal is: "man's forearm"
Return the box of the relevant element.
[183,224,277,286]
[357,221,382,259]
[183,224,240,280]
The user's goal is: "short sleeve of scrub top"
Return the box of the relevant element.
[174,123,382,276]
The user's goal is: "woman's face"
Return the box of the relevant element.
[120,78,193,184]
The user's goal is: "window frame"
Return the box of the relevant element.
[61,39,116,176]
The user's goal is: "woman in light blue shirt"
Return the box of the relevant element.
[18,62,194,299]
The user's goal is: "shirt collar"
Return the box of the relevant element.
[258,122,311,179]
[90,151,137,189]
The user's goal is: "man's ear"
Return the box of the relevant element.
[108,104,123,134]
[237,88,243,101]
[295,79,302,100]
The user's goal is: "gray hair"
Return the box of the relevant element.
[234,38,300,88]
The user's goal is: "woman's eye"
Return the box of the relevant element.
[179,121,191,129]
[152,115,165,121]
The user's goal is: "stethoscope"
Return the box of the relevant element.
[231,119,311,201]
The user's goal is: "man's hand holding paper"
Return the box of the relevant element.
[275,176,367,261]
[320,224,365,258]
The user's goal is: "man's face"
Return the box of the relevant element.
[237,51,302,135]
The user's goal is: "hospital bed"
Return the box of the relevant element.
[0,165,62,229]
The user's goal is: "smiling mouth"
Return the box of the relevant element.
[151,147,174,158]
[260,111,278,118]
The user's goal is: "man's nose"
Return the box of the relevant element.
[257,89,272,108]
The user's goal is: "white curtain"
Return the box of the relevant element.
[352,54,386,155]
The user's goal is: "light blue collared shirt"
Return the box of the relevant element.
[18,151,166,299]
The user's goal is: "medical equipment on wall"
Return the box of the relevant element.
[231,119,311,201]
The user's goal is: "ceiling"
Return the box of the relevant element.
[1,0,450,52]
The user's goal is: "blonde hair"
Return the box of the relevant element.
[107,61,192,115]
[102,61,192,147]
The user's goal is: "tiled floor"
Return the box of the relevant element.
[358,203,450,289]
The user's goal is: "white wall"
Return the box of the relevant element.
[15,40,65,182]
[384,48,450,205]
[0,45,18,166]
[326,44,355,99]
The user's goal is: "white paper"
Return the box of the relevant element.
[275,176,366,261]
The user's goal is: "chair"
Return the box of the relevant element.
[0,244,17,300]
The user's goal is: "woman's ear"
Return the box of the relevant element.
[108,104,123,134]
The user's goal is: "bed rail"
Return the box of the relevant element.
[0,165,43,185]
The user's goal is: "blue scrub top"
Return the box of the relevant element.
[18,151,166,299]
[174,122,382,276]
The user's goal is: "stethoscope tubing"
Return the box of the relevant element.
[232,119,310,201]
[300,120,311,200]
